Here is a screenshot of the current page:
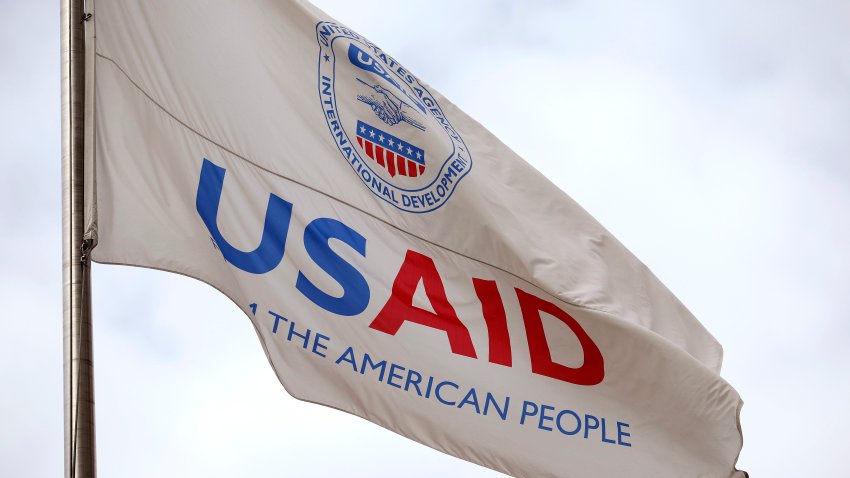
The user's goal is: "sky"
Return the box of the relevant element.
[2,0,849,476]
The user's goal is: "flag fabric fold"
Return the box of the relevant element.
[86,1,745,476]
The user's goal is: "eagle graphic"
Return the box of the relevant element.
[356,78,426,132]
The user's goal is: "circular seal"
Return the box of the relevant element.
[316,21,472,213]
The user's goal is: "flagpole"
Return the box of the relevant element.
[62,0,97,477]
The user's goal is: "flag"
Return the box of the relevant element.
[84,0,745,476]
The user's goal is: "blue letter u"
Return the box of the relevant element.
[196,159,293,274]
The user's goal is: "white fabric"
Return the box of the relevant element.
[88,1,745,476]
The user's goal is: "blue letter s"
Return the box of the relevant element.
[296,218,369,316]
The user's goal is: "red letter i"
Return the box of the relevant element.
[472,278,512,367]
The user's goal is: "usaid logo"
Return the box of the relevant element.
[316,21,472,213]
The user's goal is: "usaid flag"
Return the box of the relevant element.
[84,0,745,476]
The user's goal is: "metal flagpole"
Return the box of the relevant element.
[62,0,97,476]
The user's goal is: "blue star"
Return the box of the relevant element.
[323,53,330,62]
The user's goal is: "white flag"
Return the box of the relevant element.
[85,0,745,476]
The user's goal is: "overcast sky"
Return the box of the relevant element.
[2,0,849,476]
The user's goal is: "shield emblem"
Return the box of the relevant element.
[355,120,425,178]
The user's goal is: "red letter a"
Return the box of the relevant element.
[516,288,604,385]
[370,250,477,358]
